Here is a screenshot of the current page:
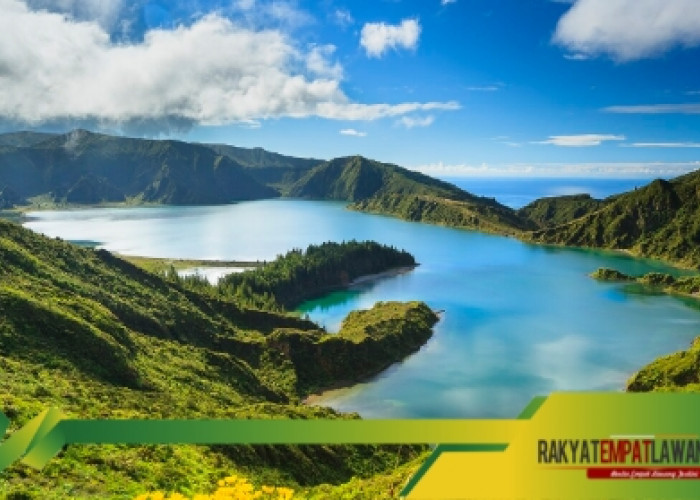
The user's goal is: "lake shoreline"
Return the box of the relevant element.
[17,199,700,418]
[6,195,698,272]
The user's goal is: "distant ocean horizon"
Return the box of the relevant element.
[438,177,658,209]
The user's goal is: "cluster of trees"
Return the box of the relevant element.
[218,241,415,310]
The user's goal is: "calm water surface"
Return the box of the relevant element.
[24,197,700,418]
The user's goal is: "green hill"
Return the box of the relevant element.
[289,156,532,233]
[527,173,700,268]
[7,128,700,268]
[627,336,700,393]
[218,241,415,310]
[0,130,532,234]
[288,156,467,201]
[0,220,435,499]
[0,130,277,206]
[205,143,322,193]
[517,194,604,228]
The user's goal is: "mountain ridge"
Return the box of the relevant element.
[4,129,700,268]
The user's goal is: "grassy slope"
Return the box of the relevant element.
[517,194,604,228]
[0,130,277,205]
[289,156,532,234]
[627,337,700,393]
[205,143,322,194]
[528,174,700,269]
[0,220,433,499]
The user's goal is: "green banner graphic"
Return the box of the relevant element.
[0,407,525,472]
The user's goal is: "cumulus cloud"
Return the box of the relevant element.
[26,0,124,29]
[534,134,625,147]
[604,103,700,114]
[340,128,366,137]
[306,44,343,79]
[554,0,700,61]
[397,115,435,128]
[0,0,458,132]
[360,19,421,57]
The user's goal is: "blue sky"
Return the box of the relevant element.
[1,0,700,177]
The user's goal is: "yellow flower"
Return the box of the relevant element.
[276,487,294,500]
[261,486,275,495]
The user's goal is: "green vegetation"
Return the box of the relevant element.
[269,301,438,394]
[0,219,435,499]
[589,267,635,282]
[627,337,700,392]
[517,194,603,228]
[355,192,533,235]
[205,143,322,193]
[0,130,277,206]
[589,267,700,299]
[5,128,700,270]
[120,255,262,276]
[288,155,532,233]
[288,156,467,202]
[217,241,416,310]
[529,175,700,269]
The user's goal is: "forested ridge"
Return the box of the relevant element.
[216,241,416,310]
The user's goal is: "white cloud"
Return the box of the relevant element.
[627,142,700,148]
[332,8,354,28]
[441,0,457,5]
[534,134,626,147]
[306,44,343,79]
[563,53,589,61]
[230,0,316,33]
[315,101,460,120]
[411,161,700,178]
[340,128,366,137]
[554,0,700,61]
[360,19,421,58]
[0,1,459,131]
[26,0,124,29]
[397,115,435,128]
[234,0,256,11]
[604,104,700,114]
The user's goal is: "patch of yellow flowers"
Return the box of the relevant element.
[134,475,295,500]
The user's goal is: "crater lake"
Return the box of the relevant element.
[23,196,700,418]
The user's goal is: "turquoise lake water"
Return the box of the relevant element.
[22,186,700,418]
